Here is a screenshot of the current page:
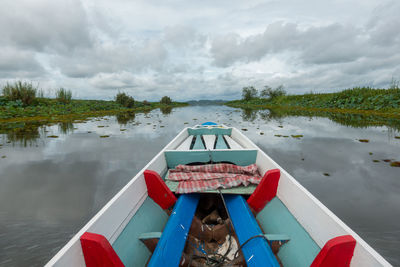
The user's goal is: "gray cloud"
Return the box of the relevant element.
[0,0,399,99]
[0,0,91,53]
[210,22,367,67]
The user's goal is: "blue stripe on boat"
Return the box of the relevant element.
[202,122,218,125]
[224,195,280,267]
[148,194,200,267]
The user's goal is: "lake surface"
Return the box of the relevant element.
[0,105,399,266]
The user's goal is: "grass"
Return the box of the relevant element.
[0,97,187,122]
[226,87,400,117]
[0,81,187,122]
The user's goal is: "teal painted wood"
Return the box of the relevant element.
[256,197,320,267]
[192,135,205,149]
[212,150,257,166]
[165,151,210,168]
[215,135,228,149]
[164,150,258,168]
[265,234,290,242]
[188,128,231,136]
[138,232,162,240]
[112,197,168,267]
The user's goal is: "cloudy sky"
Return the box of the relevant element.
[1,0,399,100]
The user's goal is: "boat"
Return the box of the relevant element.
[46,122,392,267]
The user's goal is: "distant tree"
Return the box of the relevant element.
[260,86,271,98]
[56,88,72,104]
[142,100,150,106]
[115,92,135,108]
[160,96,172,105]
[260,85,286,100]
[242,86,258,101]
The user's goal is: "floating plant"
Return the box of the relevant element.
[260,132,264,135]
[358,139,369,143]
[241,128,248,131]
[372,160,380,162]
[390,161,400,167]
[120,129,127,131]
[323,173,330,176]
[97,126,105,128]
[47,135,59,138]
[369,152,373,155]
[291,135,303,138]
[395,136,400,139]
[278,125,283,128]
[382,159,392,162]
[274,134,282,137]
[99,135,110,138]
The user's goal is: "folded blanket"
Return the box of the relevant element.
[168,163,261,194]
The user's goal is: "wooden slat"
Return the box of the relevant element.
[224,135,242,149]
[192,135,205,150]
[176,136,193,150]
[203,135,216,149]
[215,135,228,149]
[164,150,258,169]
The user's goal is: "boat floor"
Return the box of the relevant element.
[179,194,283,266]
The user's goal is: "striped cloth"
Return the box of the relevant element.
[168,163,261,194]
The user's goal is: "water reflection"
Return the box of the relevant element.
[241,108,257,121]
[160,106,172,115]
[115,111,136,125]
[0,122,42,147]
[0,106,399,266]
[58,121,74,134]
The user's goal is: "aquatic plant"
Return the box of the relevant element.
[2,81,37,106]
[56,88,72,104]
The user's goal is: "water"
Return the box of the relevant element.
[0,105,399,266]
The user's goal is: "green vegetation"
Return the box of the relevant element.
[56,88,72,104]
[160,96,172,105]
[115,92,135,108]
[0,81,187,122]
[2,81,37,106]
[227,84,400,118]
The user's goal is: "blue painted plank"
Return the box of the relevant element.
[148,194,200,267]
[164,150,258,168]
[224,195,280,267]
[256,197,320,267]
[215,134,228,149]
[112,197,168,267]
[188,128,231,136]
[192,135,205,149]
[202,122,218,125]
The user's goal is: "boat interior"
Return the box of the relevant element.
[75,124,360,267]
